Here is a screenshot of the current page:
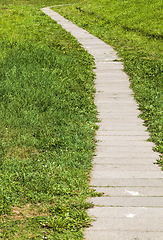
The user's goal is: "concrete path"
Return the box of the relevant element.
[41,7,163,239]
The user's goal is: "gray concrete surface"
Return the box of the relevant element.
[41,7,163,240]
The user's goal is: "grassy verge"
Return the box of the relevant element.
[53,0,163,166]
[0,2,99,239]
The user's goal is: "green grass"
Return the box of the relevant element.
[53,0,163,166]
[0,1,99,239]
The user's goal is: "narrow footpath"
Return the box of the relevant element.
[41,7,163,240]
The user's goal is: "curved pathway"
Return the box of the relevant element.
[41,7,163,240]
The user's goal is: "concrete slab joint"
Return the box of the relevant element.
[41,6,163,240]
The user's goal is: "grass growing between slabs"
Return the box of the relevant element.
[0,2,99,239]
[53,0,163,166]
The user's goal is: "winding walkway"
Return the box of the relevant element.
[41,7,163,240]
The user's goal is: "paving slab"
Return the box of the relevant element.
[96,118,144,123]
[72,32,101,39]
[95,61,123,65]
[87,47,116,52]
[94,57,121,62]
[95,95,136,99]
[91,178,163,187]
[92,164,160,172]
[88,50,118,56]
[87,206,163,218]
[95,92,137,98]
[95,82,131,87]
[96,120,145,126]
[96,104,139,109]
[96,88,133,94]
[95,73,130,80]
[95,152,159,158]
[95,69,126,74]
[86,217,163,231]
[94,66,124,71]
[72,34,100,40]
[97,140,155,147]
[93,157,157,165]
[96,103,137,110]
[41,6,163,240]
[91,170,163,179]
[96,130,149,136]
[96,130,150,137]
[80,40,107,45]
[96,102,139,108]
[96,135,151,141]
[92,187,163,197]
[95,64,124,69]
[96,146,155,153]
[96,81,131,85]
[97,124,148,131]
[88,196,163,207]
[85,231,163,240]
[96,113,143,118]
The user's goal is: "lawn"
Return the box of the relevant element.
[0,1,99,239]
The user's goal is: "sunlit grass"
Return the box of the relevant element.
[0,2,98,239]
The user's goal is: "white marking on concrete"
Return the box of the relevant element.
[125,213,136,218]
[125,190,141,196]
